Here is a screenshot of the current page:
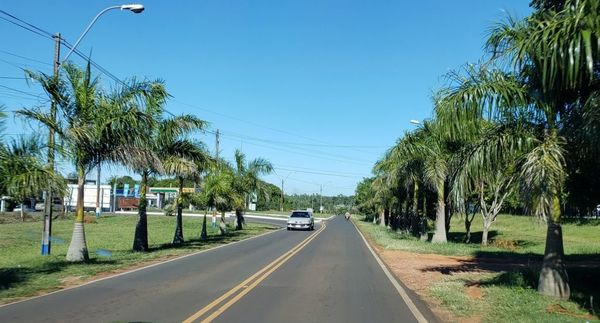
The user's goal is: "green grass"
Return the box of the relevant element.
[430,273,598,323]
[0,213,278,302]
[355,214,600,321]
[356,214,600,257]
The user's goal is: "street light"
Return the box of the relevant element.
[62,4,145,64]
[41,3,145,255]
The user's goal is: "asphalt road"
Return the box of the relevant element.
[0,216,431,323]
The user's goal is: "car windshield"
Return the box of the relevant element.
[290,212,310,218]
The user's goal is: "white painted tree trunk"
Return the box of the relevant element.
[431,190,447,243]
[66,222,89,261]
[66,169,89,262]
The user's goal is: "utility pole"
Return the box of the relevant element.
[41,33,61,255]
[215,129,220,161]
[280,179,284,212]
[95,164,101,217]
[320,185,323,213]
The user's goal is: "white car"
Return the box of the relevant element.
[287,210,314,231]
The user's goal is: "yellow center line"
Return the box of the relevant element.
[183,221,327,323]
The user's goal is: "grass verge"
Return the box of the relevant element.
[354,215,600,322]
[0,213,278,303]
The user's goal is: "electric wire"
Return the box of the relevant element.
[0,49,52,66]
[0,9,54,38]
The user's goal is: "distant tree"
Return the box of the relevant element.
[108,175,138,189]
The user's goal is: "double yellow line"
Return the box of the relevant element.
[183,221,327,323]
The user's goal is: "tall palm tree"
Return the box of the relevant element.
[397,121,452,243]
[18,63,155,262]
[126,87,209,251]
[230,149,273,230]
[436,0,600,298]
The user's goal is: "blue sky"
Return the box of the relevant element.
[0,1,531,196]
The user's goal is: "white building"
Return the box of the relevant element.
[64,184,112,211]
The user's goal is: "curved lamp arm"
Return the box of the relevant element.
[62,4,144,64]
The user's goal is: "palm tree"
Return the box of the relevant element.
[397,121,453,243]
[164,137,211,245]
[436,0,600,298]
[203,168,239,235]
[127,86,209,251]
[0,136,65,221]
[230,149,273,230]
[18,63,155,262]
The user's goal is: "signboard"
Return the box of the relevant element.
[64,184,111,210]
[123,183,130,197]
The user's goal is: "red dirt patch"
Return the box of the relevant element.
[465,283,484,300]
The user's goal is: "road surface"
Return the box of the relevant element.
[0,216,433,322]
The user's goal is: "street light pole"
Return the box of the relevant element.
[62,4,145,218]
[40,4,145,254]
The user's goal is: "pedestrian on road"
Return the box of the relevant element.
[211,212,217,228]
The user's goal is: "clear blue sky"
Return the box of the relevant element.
[0,1,531,196]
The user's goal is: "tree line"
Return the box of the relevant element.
[355,0,600,300]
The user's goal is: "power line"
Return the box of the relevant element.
[273,163,369,177]
[0,84,45,99]
[219,135,372,166]
[274,167,363,179]
[0,10,54,40]
[172,99,333,145]
[207,128,375,165]
[220,128,385,149]
[0,50,52,66]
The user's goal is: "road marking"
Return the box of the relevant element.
[0,226,282,309]
[183,222,326,323]
[351,220,428,323]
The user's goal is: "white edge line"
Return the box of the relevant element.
[351,220,428,323]
[0,226,283,309]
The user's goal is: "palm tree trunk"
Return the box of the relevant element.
[132,171,149,252]
[219,211,227,235]
[420,193,428,241]
[411,182,419,235]
[538,195,570,299]
[431,185,447,243]
[66,166,89,262]
[172,177,185,245]
[201,209,208,240]
[235,208,244,230]
[20,203,24,221]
